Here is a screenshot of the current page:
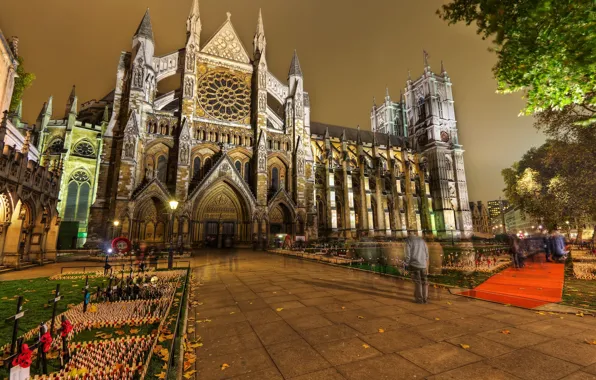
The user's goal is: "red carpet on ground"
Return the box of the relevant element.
[459,255,565,308]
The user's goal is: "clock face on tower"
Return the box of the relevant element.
[196,68,252,124]
[440,130,450,143]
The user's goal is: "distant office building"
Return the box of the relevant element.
[487,199,509,221]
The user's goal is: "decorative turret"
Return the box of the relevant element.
[134,9,154,41]
[64,85,77,119]
[186,0,201,46]
[253,9,266,60]
[288,50,303,83]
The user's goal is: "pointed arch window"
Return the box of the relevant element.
[244,162,251,184]
[234,160,242,175]
[193,157,201,179]
[64,170,91,223]
[271,167,279,192]
[157,155,167,183]
[47,138,64,155]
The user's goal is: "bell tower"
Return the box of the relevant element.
[404,52,472,239]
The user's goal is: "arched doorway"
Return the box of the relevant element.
[193,181,250,248]
[133,197,169,246]
[269,203,293,236]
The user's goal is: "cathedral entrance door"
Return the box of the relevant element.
[222,222,235,248]
[193,181,250,249]
[205,222,218,248]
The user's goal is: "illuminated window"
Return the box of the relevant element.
[64,170,91,222]
[73,141,95,157]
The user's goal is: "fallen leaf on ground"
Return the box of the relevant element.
[378,329,385,333]
[155,372,166,379]
[585,339,596,345]
[501,330,511,335]
[276,308,284,312]
[221,363,230,370]
[576,312,584,317]
[362,344,370,349]
[357,316,365,319]
[341,306,346,310]
[434,318,440,321]
[460,344,470,349]
[183,370,196,379]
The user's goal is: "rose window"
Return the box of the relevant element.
[197,70,251,123]
[73,141,95,157]
[71,170,90,183]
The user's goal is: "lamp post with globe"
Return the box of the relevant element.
[168,200,179,269]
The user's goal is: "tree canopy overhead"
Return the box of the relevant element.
[438,0,596,118]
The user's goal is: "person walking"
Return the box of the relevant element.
[552,230,569,262]
[405,232,429,304]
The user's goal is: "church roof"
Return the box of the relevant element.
[134,9,154,41]
[310,121,405,147]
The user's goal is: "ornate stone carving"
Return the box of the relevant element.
[184,77,194,98]
[186,48,195,71]
[134,67,144,88]
[200,22,250,63]
[258,92,266,112]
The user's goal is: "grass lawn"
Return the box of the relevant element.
[344,262,503,289]
[0,276,113,348]
[562,256,596,310]
[429,270,495,289]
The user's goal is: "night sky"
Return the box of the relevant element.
[0,0,544,203]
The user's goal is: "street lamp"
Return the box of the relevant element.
[111,220,120,241]
[168,200,179,269]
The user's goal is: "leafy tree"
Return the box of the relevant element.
[438,0,596,120]
[9,56,35,112]
[502,131,596,235]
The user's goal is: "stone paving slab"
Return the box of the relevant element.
[182,250,596,380]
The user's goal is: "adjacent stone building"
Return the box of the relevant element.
[0,28,62,267]
[35,87,107,248]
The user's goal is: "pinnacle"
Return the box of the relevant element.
[288,50,303,77]
[134,9,154,41]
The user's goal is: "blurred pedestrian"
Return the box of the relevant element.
[405,232,429,304]
[551,230,569,262]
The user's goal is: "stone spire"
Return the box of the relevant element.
[288,50,303,78]
[186,0,201,45]
[356,125,362,145]
[253,9,266,58]
[134,9,154,41]
[341,128,347,142]
[324,126,330,139]
[385,87,390,101]
[64,85,77,118]
[102,105,110,124]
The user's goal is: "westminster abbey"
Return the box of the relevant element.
[33,0,472,248]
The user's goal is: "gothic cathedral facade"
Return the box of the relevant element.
[73,1,472,248]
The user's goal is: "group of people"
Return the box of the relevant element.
[509,230,569,268]
[403,228,571,304]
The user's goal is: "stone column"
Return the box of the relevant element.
[326,167,337,232]
[342,165,356,239]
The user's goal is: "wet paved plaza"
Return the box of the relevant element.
[187,250,596,380]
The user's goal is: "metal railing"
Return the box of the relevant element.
[60,259,191,274]
[165,268,190,379]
